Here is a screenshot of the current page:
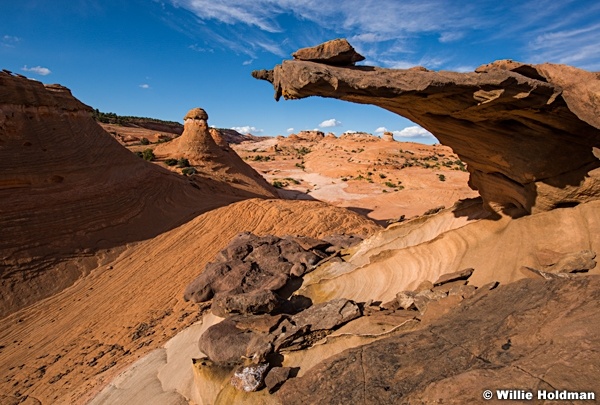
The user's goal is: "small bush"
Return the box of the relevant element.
[140,137,150,145]
[142,149,155,161]
[295,162,305,170]
[284,177,300,185]
[379,173,387,179]
[165,158,178,166]
[181,167,197,176]
[385,181,396,188]
[296,146,311,155]
[177,157,190,168]
[438,174,446,182]
[272,180,285,188]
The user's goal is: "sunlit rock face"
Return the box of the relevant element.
[254,41,600,216]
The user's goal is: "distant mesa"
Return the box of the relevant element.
[254,40,600,215]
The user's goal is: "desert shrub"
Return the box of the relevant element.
[140,137,150,145]
[379,173,387,179]
[284,177,300,185]
[181,167,197,176]
[142,149,155,161]
[135,151,143,158]
[295,162,305,170]
[438,174,446,182]
[272,180,285,188]
[177,157,190,168]
[165,158,177,166]
[385,181,396,188]
[296,146,311,155]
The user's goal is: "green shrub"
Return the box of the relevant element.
[385,181,396,188]
[272,180,285,188]
[142,149,155,161]
[181,167,197,176]
[177,157,190,168]
[379,173,387,179]
[140,137,150,145]
[438,174,446,182]
[165,158,178,166]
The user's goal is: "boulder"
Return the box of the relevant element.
[292,38,365,66]
[264,367,292,394]
[230,363,269,392]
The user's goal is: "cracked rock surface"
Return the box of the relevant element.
[277,276,600,404]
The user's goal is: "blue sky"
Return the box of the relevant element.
[2,0,600,143]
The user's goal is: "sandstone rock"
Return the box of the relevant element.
[184,107,208,121]
[272,298,361,351]
[230,363,269,392]
[414,280,434,292]
[277,277,600,404]
[432,279,467,293]
[211,289,281,317]
[395,291,417,310]
[264,367,292,394]
[413,290,448,313]
[544,250,596,273]
[254,42,600,215]
[433,268,474,286]
[292,38,365,66]
[382,131,395,142]
[448,284,477,299]
[198,319,256,365]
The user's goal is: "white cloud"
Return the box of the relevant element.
[286,127,294,133]
[231,125,263,134]
[319,118,341,128]
[1,35,20,48]
[438,31,464,43]
[527,22,600,70]
[242,59,254,65]
[393,125,434,138]
[21,65,51,76]
[374,126,388,133]
[343,130,357,134]
[169,1,600,70]
[139,83,150,89]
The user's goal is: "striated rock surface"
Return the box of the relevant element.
[254,41,600,215]
[278,276,600,404]
[0,73,253,315]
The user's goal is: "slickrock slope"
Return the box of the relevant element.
[298,199,600,304]
[253,40,600,215]
[0,199,379,405]
[0,73,272,316]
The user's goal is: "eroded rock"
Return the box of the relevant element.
[292,38,365,66]
[254,41,600,215]
[230,363,269,392]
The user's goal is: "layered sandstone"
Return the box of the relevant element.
[0,74,271,315]
[253,43,600,215]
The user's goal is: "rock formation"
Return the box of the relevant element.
[0,73,237,314]
[153,107,276,197]
[253,41,600,215]
[381,131,395,142]
[278,276,600,404]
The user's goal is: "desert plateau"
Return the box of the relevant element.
[2,3,600,405]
